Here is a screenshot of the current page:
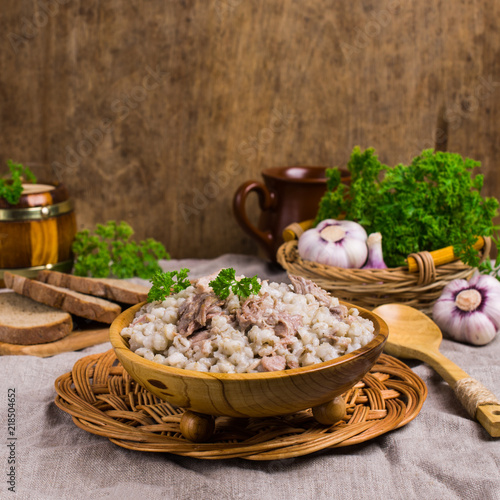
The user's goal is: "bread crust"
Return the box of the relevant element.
[36,270,148,304]
[4,272,121,323]
[0,293,73,345]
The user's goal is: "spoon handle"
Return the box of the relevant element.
[453,378,500,438]
[424,349,500,437]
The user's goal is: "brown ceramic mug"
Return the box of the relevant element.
[233,166,348,261]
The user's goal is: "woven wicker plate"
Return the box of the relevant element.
[54,350,427,460]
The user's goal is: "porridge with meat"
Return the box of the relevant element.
[120,274,375,373]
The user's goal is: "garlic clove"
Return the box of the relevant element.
[317,244,348,268]
[439,278,469,300]
[459,313,497,346]
[363,232,387,269]
[433,298,464,339]
[474,274,500,327]
[341,238,368,269]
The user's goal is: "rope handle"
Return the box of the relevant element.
[454,377,500,436]
[407,238,491,284]
[407,251,436,286]
[407,236,490,273]
[454,377,500,418]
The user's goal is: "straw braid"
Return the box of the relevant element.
[454,377,500,418]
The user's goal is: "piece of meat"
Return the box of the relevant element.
[177,292,224,336]
[195,272,220,293]
[236,293,270,330]
[266,311,303,345]
[237,294,303,342]
[261,355,286,372]
[190,329,211,347]
[176,298,200,336]
[289,275,333,308]
[198,296,222,325]
[206,304,224,321]
[329,304,349,320]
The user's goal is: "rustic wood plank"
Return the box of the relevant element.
[0,0,498,259]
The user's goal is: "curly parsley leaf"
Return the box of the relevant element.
[478,235,500,282]
[315,147,499,268]
[147,268,191,302]
[72,221,170,279]
[0,160,37,205]
[209,268,261,299]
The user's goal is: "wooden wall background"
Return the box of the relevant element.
[1,0,499,259]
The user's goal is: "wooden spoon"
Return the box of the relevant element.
[373,304,500,437]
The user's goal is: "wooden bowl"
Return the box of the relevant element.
[109,301,388,418]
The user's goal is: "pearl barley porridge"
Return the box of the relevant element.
[120,274,375,373]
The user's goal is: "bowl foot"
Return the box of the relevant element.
[312,396,346,425]
[180,411,215,442]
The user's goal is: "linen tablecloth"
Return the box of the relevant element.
[1,254,499,500]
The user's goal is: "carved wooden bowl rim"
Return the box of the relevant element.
[109,301,389,381]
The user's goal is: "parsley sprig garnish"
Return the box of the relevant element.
[209,268,261,300]
[147,268,191,302]
[147,268,262,302]
[315,147,499,268]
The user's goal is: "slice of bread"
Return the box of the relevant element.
[36,270,149,304]
[0,292,73,345]
[4,272,121,324]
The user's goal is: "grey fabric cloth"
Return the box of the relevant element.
[1,255,499,500]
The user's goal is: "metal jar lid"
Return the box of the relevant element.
[0,199,75,221]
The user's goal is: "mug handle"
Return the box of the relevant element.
[233,180,275,254]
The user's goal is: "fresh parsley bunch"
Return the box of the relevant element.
[72,221,170,279]
[0,160,37,205]
[315,147,499,268]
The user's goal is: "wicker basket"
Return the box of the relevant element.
[277,222,491,314]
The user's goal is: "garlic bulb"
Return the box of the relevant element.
[362,232,387,269]
[432,274,500,345]
[298,219,368,268]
